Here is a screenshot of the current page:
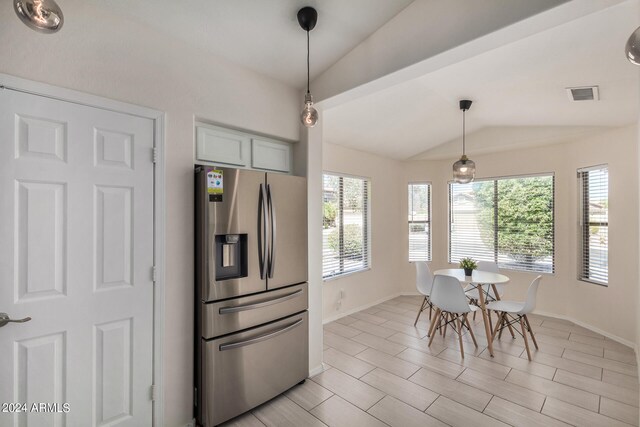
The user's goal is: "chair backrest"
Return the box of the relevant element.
[430,274,471,314]
[521,275,543,314]
[415,261,434,296]
[477,261,504,298]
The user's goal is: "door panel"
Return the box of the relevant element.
[266,173,307,289]
[202,312,308,426]
[198,167,266,301]
[0,89,154,427]
[202,283,307,338]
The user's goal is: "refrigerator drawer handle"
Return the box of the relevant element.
[218,289,303,314]
[219,319,303,351]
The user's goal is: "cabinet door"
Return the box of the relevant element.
[251,138,291,173]
[196,127,249,166]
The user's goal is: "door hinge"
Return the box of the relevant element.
[152,147,158,164]
[150,384,157,401]
[151,265,157,283]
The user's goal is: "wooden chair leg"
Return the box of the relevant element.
[498,313,506,339]
[414,296,427,326]
[488,310,493,333]
[520,316,532,361]
[464,314,478,348]
[429,302,432,320]
[443,313,449,339]
[523,315,539,350]
[427,308,441,338]
[428,310,443,346]
[455,316,465,358]
[493,312,504,339]
[505,317,517,339]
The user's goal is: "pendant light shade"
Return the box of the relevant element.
[14,0,64,33]
[453,100,476,183]
[297,6,319,128]
[626,26,640,65]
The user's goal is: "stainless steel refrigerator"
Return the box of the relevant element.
[194,166,308,427]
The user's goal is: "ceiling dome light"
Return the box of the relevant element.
[297,6,318,128]
[14,0,64,34]
[453,100,476,184]
[625,26,640,65]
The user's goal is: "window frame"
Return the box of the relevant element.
[322,171,372,281]
[408,182,432,262]
[447,172,556,274]
[577,164,608,286]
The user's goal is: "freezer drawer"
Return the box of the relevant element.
[201,312,308,427]
[202,283,307,339]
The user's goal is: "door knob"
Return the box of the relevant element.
[0,313,31,328]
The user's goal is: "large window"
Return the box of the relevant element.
[449,174,555,273]
[408,183,431,261]
[322,173,371,279]
[578,165,608,285]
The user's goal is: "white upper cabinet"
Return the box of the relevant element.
[251,138,290,173]
[195,123,292,173]
[196,126,249,167]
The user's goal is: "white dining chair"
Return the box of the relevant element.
[486,275,542,361]
[428,274,479,358]
[413,262,434,326]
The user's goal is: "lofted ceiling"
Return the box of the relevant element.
[96,0,413,88]
[323,1,639,160]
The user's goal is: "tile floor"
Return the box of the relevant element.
[221,295,639,427]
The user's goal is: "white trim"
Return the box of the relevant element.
[182,420,196,427]
[152,115,167,427]
[532,310,635,349]
[323,293,401,324]
[0,73,167,427]
[309,364,325,377]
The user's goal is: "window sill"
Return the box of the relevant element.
[578,278,608,287]
[323,267,371,283]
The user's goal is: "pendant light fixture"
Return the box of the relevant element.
[14,0,64,33]
[625,26,640,65]
[297,6,319,128]
[452,99,476,184]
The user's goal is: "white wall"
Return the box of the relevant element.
[322,142,405,320]
[0,2,303,425]
[396,126,638,344]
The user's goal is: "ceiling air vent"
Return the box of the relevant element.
[566,86,599,101]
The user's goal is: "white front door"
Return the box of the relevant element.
[0,89,155,426]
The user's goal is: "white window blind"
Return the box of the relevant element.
[449,174,554,273]
[408,183,431,261]
[578,166,608,285]
[322,173,370,279]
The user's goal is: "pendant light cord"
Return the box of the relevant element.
[306,30,310,95]
[462,109,466,156]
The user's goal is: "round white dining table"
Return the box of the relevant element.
[433,268,510,357]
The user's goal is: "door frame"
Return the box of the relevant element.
[0,73,167,426]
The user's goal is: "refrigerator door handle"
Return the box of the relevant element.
[218,319,303,351]
[258,184,268,279]
[218,289,303,314]
[267,184,276,278]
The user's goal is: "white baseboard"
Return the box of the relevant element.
[183,420,196,427]
[309,364,325,377]
[322,293,402,324]
[532,310,636,349]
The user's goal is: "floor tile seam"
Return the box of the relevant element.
[562,351,640,374]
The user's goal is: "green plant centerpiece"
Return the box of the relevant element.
[459,257,477,276]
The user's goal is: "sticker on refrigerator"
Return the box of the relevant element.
[207,170,223,202]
